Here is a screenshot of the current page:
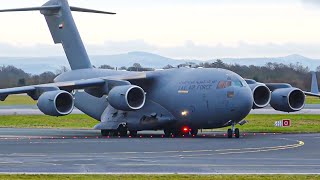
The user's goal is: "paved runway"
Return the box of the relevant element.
[0,128,319,174]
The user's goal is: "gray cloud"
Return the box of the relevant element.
[300,0,320,9]
[301,0,320,5]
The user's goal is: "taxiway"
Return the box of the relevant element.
[0,128,318,174]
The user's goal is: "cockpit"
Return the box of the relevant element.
[216,79,245,89]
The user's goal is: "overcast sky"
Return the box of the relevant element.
[0,0,320,59]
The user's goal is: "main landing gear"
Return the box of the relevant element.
[101,123,138,137]
[227,122,240,138]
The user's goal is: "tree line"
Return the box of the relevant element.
[0,60,318,91]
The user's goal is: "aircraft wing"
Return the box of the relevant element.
[264,83,320,97]
[0,72,147,101]
[304,91,320,97]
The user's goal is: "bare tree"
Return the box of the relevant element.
[55,66,70,75]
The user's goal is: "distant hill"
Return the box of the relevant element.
[0,52,319,74]
[0,52,200,74]
[220,54,320,68]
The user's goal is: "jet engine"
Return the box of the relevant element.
[249,84,271,109]
[37,90,74,116]
[108,85,146,111]
[270,88,305,112]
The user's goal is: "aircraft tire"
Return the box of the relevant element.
[190,129,198,136]
[110,131,119,137]
[129,131,138,137]
[235,128,240,138]
[119,130,127,137]
[173,129,182,137]
[164,129,172,137]
[118,125,128,137]
[227,129,233,138]
[101,130,110,136]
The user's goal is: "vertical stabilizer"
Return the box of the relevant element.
[0,0,115,70]
[41,0,91,70]
[311,71,319,94]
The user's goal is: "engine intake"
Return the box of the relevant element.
[108,85,146,111]
[249,84,271,109]
[270,88,305,112]
[37,90,74,116]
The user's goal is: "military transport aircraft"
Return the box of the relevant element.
[0,0,318,138]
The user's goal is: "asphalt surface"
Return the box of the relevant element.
[0,128,318,174]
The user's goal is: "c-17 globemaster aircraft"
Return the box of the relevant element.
[0,0,319,138]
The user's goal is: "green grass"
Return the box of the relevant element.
[0,114,320,133]
[306,96,320,104]
[0,175,319,180]
[0,114,96,129]
[213,114,320,133]
[214,114,320,133]
[0,95,36,106]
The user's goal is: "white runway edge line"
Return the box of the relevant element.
[0,172,319,175]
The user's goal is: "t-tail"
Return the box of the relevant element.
[0,0,115,70]
[311,71,319,94]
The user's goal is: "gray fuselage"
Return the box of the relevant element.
[56,67,253,130]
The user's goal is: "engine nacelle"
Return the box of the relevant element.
[37,90,74,116]
[108,85,146,111]
[249,84,271,109]
[270,88,305,112]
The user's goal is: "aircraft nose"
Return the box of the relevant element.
[236,87,254,119]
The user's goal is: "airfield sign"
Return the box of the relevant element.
[275,119,291,127]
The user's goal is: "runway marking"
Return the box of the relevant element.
[216,141,304,154]
[0,140,304,160]
[118,163,320,167]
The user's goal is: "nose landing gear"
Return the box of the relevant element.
[227,122,240,138]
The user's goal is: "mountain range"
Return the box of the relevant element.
[0,52,319,74]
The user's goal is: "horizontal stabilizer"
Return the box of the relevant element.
[0,5,61,13]
[70,6,116,15]
[0,6,115,15]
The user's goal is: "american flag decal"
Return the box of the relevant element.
[59,23,64,29]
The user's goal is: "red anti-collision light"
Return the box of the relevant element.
[182,126,190,133]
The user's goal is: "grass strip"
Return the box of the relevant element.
[0,114,319,133]
[0,175,319,180]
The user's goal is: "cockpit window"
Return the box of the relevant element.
[217,81,226,89]
[232,80,243,87]
[217,80,243,89]
[226,81,232,87]
[217,80,232,89]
